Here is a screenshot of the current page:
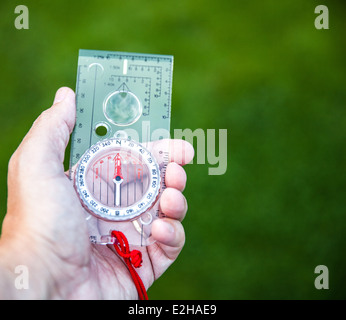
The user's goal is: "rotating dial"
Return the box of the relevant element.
[75,139,161,221]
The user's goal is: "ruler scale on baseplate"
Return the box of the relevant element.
[70,50,173,247]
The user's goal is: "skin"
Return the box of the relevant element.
[0,87,194,299]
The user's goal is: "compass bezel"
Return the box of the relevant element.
[75,138,161,222]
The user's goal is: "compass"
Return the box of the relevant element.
[70,50,173,246]
[75,138,161,223]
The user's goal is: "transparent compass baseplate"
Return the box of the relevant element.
[73,138,164,247]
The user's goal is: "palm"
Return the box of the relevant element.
[25,173,175,299]
[85,241,171,299]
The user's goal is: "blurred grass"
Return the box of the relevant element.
[0,0,345,299]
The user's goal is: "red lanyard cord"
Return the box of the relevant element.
[111,230,148,300]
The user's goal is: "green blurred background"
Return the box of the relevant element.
[0,0,345,299]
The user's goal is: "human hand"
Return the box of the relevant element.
[0,87,194,299]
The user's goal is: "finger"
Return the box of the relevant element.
[160,187,187,221]
[165,162,187,191]
[151,218,185,260]
[14,87,75,177]
[150,139,194,166]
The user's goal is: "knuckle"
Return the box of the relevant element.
[35,109,52,126]
[8,148,22,179]
[8,152,17,172]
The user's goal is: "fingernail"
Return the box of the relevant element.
[53,87,68,104]
[184,196,188,213]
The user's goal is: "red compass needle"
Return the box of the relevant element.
[113,153,123,180]
[113,153,124,206]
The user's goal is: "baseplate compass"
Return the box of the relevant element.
[70,50,173,246]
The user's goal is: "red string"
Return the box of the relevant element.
[111,230,148,300]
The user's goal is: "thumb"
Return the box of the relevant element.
[13,87,76,178]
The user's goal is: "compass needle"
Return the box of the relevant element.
[113,153,123,207]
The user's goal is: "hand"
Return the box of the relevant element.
[0,87,194,299]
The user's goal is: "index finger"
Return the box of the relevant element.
[149,139,194,166]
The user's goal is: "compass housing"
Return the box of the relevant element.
[74,138,161,222]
